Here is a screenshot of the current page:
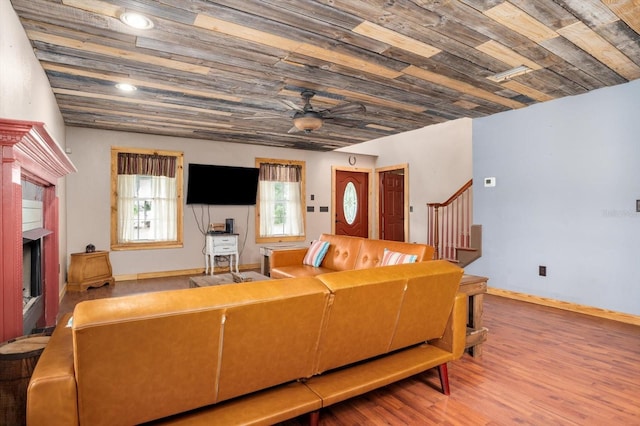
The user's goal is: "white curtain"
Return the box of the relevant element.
[259,181,303,237]
[259,180,278,236]
[149,175,177,240]
[117,174,136,242]
[117,175,177,243]
[281,181,303,235]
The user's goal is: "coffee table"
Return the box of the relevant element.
[189,271,270,288]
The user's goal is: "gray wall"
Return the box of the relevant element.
[0,1,65,140]
[66,120,472,278]
[466,79,640,316]
[1,2,69,294]
[339,118,473,243]
[65,127,377,277]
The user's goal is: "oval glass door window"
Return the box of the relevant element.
[343,182,358,225]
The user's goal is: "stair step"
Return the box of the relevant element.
[456,247,477,253]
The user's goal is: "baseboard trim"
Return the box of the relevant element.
[488,288,640,326]
[113,263,262,282]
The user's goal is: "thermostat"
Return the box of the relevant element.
[484,177,496,187]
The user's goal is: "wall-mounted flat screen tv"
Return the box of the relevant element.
[186,163,259,205]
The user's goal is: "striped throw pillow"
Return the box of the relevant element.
[303,240,330,267]
[380,248,418,266]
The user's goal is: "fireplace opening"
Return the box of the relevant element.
[22,229,50,334]
[23,237,42,304]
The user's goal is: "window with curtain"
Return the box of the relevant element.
[111,147,183,250]
[255,158,306,243]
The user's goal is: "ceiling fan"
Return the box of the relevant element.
[246,90,366,134]
[288,90,366,134]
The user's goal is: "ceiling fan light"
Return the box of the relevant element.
[293,113,323,132]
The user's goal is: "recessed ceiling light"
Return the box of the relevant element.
[119,12,154,30]
[115,83,137,92]
[487,65,533,83]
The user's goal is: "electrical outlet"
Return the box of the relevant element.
[539,265,547,276]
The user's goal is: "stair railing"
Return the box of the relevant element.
[427,180,473,261]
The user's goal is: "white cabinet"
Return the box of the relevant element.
[205,234,239,275]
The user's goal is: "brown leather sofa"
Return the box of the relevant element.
[27,260,464,425]
[270,233,436,278]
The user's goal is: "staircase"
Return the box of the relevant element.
[427,180,482,267]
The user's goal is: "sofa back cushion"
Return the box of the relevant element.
[313,261,462,374]
[73,290,226,426]
[72,278,329,425]
[312,267,408,374]
[354,239,434,269]
[386,261,463,351]
[216,278,330,401]
[318,233,363,271]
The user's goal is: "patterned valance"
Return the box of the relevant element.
[117,153,176,178]
[259,163,301,183]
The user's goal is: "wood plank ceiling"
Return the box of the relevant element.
[10,0,640,151]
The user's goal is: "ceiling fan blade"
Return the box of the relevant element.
[323,117,360,128]
[280,99,303,111]
[324,102,366,116]
[287,126,301,133]
[242,114,282,120]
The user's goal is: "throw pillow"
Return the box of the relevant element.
[303,240,330,267]
[380,248,418,266]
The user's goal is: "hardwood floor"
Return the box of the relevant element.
[59,276,640,425]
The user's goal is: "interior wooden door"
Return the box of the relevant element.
[335,170,368,237]
[379,170,405,241]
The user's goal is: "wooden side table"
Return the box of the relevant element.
[259,245,308,276]
[67,251,115,291]
[205,234,239,275]
[458,274,489,357]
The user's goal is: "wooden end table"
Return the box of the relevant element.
[459,274,489,358]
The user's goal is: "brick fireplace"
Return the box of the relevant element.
[0,118,75,342]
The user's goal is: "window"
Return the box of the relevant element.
[255,158,306,243]
[111,147,183,250]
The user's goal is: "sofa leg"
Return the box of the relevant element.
[309,410,320,426]
[437,363,450,395]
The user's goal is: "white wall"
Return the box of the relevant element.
[1,1,70,292]
[466,79,640,316]
[340,118,473,243]
[65,127,376,276]
[0,1,65,141]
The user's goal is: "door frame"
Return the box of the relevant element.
[375,163,409,241]
[331,166,373,237]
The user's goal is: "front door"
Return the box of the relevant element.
[379,171,405,241]
[335,170,368,237]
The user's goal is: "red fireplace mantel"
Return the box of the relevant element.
[0,118,76,342]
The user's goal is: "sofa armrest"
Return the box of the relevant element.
[429,292,467,359]
[269,248,308,270]
[27,313,79,426]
